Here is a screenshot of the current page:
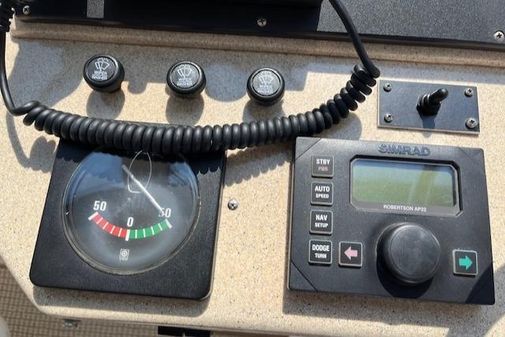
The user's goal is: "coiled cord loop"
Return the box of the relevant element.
[12,65,377,154]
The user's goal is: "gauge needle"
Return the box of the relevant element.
[121,164,164,215]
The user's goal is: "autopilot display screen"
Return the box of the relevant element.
[351,159,459,216]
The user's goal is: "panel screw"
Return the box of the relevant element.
[383,83,392,92]
[464,88,474,97]
[384,113,394,123]
[465,117,479,130]
[494,31,505,43]
[228,199,239,211]
[22,5,31,15]
[62,319,80,329]
[257,18,267,28]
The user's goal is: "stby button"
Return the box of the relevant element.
[310,210,333,235]
[309,240,332,265]
[312,156,334,178]
[453,250,478,276]
[339,242,363,268]
[311,182,333,206]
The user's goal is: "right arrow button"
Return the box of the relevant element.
[339,242,363,268]
[453,250,478,276]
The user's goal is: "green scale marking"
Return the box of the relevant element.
[131,219,172,240]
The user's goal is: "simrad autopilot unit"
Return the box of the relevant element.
[289,137,494,304]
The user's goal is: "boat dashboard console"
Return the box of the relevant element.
[0,0,504,336]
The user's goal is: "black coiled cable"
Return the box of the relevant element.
[0,0,380,155]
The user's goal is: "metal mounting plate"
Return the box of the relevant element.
[378,80,480,135]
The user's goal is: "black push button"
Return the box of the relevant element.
[453,250,478,276]
[311,182,333,206]
[339,242,363,268]
[309,240,332,265]
[312,156,334,178]
[246,68,285,106]
[83,55,125,93]
[310,210,333,235]
[167,61,206,97]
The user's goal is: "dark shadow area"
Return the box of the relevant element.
[165,90,205,125]
[204,61,248,102]
[243,99,286,121]
[6,114,56,173]
[225,142,291,187]
[421,115,436,130]
[86,89,125,118]
[4,39,83,171]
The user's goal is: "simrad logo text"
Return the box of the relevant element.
[378,144,431,156]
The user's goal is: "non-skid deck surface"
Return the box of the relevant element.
[0,266,157,337]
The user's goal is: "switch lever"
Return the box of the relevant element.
[417,88,449,116]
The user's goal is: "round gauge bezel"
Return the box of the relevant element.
[62,150,201,276]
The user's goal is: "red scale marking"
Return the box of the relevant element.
[90,213,127,239]
[112,226,120,237]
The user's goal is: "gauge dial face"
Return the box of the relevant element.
[63,151,200,275]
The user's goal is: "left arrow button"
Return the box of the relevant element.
[339,242,363,268]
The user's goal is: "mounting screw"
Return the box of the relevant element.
[22,5,31,15]
[383,83,392,92]
[494,31,505,43]
[464,88,474,97]
[384,113,394,123]
[257,17,268,28]
[62,319,80,329]
[228,199,239,211]
[465,117,479,130]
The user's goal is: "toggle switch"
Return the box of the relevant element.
[417,88,449,116]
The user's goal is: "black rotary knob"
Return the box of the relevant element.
[83,55,125,93]
[247,68,285,106]
[379,223,441,286]
[167,61,206,97]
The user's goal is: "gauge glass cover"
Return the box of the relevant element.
[63,151,200,275]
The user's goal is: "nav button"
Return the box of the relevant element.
[310,210,333,235]
[453,250,478,276]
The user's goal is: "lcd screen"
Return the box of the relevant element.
[351,159,459,216]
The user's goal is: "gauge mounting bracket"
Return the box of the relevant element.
[30,141,226,300]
